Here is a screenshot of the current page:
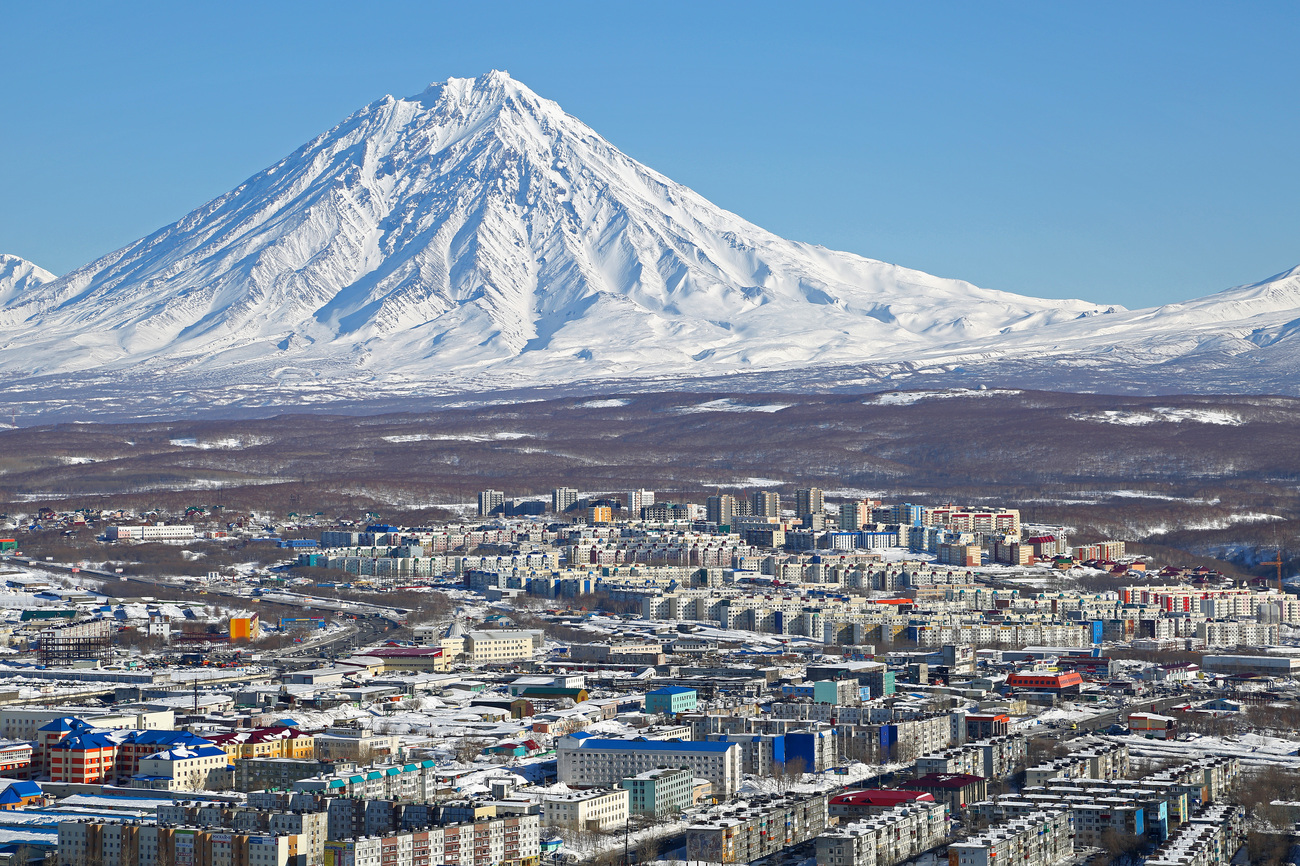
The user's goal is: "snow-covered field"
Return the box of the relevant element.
[675,399,793,414]
[866,388,1022,406]
[1127,733,1300,769]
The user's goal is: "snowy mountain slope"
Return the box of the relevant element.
[899,264,1300,368]
[0,255,55,307]
[0,71,1117,386]
[0,70,1297,417]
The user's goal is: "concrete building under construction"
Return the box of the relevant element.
[37,618,112,667]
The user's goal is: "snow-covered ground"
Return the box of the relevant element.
[1069,408,1244,427]
[1127,732,1300,769]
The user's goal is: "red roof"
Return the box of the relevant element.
[1006,671,1083,689]
[831,790,935,807]
[208,726,308,745]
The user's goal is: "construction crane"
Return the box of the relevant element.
[1261,549,1285,593]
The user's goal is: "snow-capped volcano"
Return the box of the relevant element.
[1,70,1297,417]
[0,71,1115,385]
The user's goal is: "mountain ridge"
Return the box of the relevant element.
[0,70,1297,416]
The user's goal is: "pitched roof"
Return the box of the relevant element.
[144,744,229,761]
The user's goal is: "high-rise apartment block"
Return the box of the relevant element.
[751,491,780,518]
[477,490,504,517]
[795,488,824,518]
[552,487,580,513]
[627,489,656,514]
[706,494,736,527]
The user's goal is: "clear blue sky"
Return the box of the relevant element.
[2,1,1298,308]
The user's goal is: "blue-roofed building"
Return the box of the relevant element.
[0,780,43,809]
[133,744,231,792]
[644,686,697,715]
[558,735,741,797]
[45,722,214,784]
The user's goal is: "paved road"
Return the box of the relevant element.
[1074,694,1188,731]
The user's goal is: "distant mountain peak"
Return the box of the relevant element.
[0,254,55,306]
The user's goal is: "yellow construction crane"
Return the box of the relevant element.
[1261,550,1285,592]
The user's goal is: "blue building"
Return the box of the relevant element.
[645,686,697,714]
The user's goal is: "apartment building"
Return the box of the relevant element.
[543,788,629,831]
[154,806,329,865]
[1024,741,1129,787]
[552,487,580,513]
[973,794,1146,846]
[927,508,1021,534]
[620,767,693,818]
[294,758,442,802]
[312,723,401,762]
[1196,620,1280,648]
[1143,757,1240,805]
[134,744,231,791]
[917,745,980,777]
[816,800,948,866]
[58,822,303,866]
[558,734,742,798]
[1145,804,1245,866]
[107,524,196,541]
[915,736,1025,781]
[322,815,540,866]
[444,629,544,663]
[949,810,1073,866]
[477,490,504,517]
[685,792,828,864]
[794,488,825,518]
[752,491,781,519]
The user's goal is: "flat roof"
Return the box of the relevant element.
[567,738,735,754]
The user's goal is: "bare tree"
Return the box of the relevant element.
[454,736,490,764]
[772,756,808,794]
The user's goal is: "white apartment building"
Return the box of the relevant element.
[816,800,948,866]
[626,489,655,513]
[1195,620,1280,648]
[58,823,300,866]
[544,787,630,830]
[558,734,742,798]
[107,525,196,541]
[442,629,544,663]
[135,744,230,791]
[1,707,175,740]
[323,815,540,866]
[950,810,1073,866]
